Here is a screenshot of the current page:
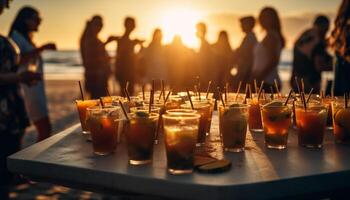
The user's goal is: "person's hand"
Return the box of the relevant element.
[18,71,43,86]
[40,43,57,51]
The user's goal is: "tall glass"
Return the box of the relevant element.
[218,104,249,152]
[332,99,350,144]
[295,103,328,148]
[322,97,335,129]
[87,106,122,155]
[247,98,270,132]
[163,113,200,174]
[261,102,292,149]
[125,112,159,165]
[187,98,214,134]
[181,103,211,146]
[75,99,99,134]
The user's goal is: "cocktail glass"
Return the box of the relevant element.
[163,113,200,174]
[218,104,248,152]
[125,112,159,165]
[261,102,292,149]
[75,99,99,134]
[295,103,328,148]
[247,98,270,132]
[332,99,350,144]
[86,106,123,155]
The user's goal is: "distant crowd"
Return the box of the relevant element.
[1,1,350,199]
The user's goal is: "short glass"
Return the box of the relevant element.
[247,98,270,132]
[261,102,292,149]
[163,113,200,175]
[125,112,159,165]
[295,103,328,148]
[76,99,99,134]
[332,99,350,144]
[165,97,183,110]
[86,106,123,155]
[181,103,211,146]
[218,104,248,152]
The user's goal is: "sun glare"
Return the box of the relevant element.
[159,8,202,49]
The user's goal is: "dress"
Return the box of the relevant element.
[0,35,29,198]
[10,30,49,121]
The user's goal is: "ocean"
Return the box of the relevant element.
[42,49,293,81]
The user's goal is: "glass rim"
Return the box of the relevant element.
[162,113,201,120]
[75,99,99,103]
[128,112,159,119]
[86,105,120,111]
[166,109,198,114]
[181,103,210,109]
[219,103,249,109]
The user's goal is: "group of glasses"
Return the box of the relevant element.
[75,90,350,175]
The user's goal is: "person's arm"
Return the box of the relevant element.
[104,36,118,46]
[20,43,56,65]
[0,71,42,86]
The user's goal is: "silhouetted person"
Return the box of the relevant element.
[9,6,56,142]
[0,1,42,199]
[213,31,234,91]
[252,7,285,92]
[80,15,113,99]
[196,22,215,86]
[166,35,195,91]
[330,0,350,96]
[291,15,332,93]
[139,28,167,82]
[233,16,258,87]
[114,17,143,95]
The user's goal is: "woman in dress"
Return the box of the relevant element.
[0,2,42,199]
[252,7,285,92]
[9,6,57,142]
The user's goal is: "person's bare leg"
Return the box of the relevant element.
[34,117,52,142]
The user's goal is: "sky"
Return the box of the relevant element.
[0,0,342,50]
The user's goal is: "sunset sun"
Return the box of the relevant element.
[159,8,202,48]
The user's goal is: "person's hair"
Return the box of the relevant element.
[240,16,255,31]
[196,22,207,34]
[9,6,39,42]
[216,30,232,51]
[330,0,350,60]
[259,7,285,47]
[314,15,330,27]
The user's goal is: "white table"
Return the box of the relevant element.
[7,112,350,199]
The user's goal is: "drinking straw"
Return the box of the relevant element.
[248,84,252,99]
[301,92,307,111]
[161,80,166,101]
[331,80,334,98]
[217,87,225,107]
[254,79,258,94]
[284,89,293,106]
[194,85,198,98]
[345,93,348,108]
[243,84,249,103]
[124,88,131,102]
[186,88,194,110]
[158,89,163,101]
[99,98,104,107]
[294,76,301,95]
[126,81,129,91]
[235,81,242,101]
[301,78,305,93]
[306,88,314,103]
[149,89,153,113]
[224,84,228,102]
[197,77,201,100]
[119,100,129,121]
[205,80,212,99]
[270,86,274,100]
[152,79,155,92]
[274,79,280,97]
[78,81,84,101]
[257,80,264,100]
[164,88,172,104]
[106,87,111,97]
[142,84,145,100]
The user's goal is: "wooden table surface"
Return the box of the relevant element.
[7,112,350,200]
